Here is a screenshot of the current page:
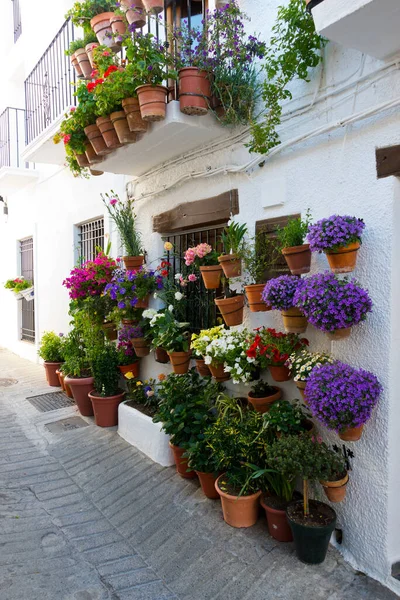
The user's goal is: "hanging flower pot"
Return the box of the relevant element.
[325,242,360,274]
[122,97,149,132]
[90,13,121,52]
[196,471,220,499]
[260,495,293,542]
[195,359,211,377]
[169,442,197,478]
[269,364,291,382]
[179,67,211,116]
[215,295,244,327]
[90,169,104,176]
[200,265,222,290]
[282,244,311,275]
[102,321,117,341]
[84,141,103,165]
[43,362,62,387]
[245,284,270,313]
[154,347,169,363]
[122,318,139,326]
[339,425,364,442]
[85,42,99,69]
[65,376,95,417]
[118,362,140,377]
[320,473,349,503]
[110,111,138,144]
[96,115,123,149]
[110,13,126,39]
[135,294,150,308]
[120,0,146,28]
[218,254,241,278]
[308,216,365,273]
[132,338,151,357]
[326,328,352,341]
[295,380,307,399]
[247,386,282,414]
[215,475,261,528]
[168,351,191,375]
[84,124,113,156]
[70,52,84,78]
[281,307,308,334]
[123,255,145,270]
[136,84,169,121]
[142,0,164,13]
[75,151,90,168]
[75,48,92,79]
[89,390,125,427]
[208,361,230,382]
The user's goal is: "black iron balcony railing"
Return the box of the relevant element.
[12,0,22,43]
[0,107,28,169]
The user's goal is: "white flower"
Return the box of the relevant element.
[235,357,240,363]
[143,308,157,319]
[241,351,246,356]
[174,273,182,281]
[168,305,174,312]
[228,344,235,350]
[236,366,243,375]
[204,355,212,365]
[175,292,183,301]
[247,357,256,363]
[224,365,232,372]
[153,293,158,299]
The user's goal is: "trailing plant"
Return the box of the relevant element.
[307,215,365,253]
[277,209,312,249]
[221,221,248,255]
[286,349,333,382]
[38,332,65,363]
[262,274,302,310]
[101,192,143,257]
[89,341,120,397]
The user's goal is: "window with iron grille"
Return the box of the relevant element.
[12,0,22,43]
[20,238,35,343]
[78,218,104,264]
[255,215,300,280]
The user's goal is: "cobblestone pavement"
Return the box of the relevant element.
[0,347,398,600]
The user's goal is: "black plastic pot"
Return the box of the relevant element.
[287,501,336,564]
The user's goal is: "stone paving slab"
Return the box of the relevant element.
[0,347,399,600]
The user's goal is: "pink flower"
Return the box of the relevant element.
[195,243,212,259]
[63,134,71,145]
[109,198,118,206]
[102,51,110,57]
[188,274,197,282]
[184,247,196,266]
[70,107,76,113]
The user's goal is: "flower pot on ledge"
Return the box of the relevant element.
[269,364,291,382]
[75,48,92,79]
[195,358,211,377]
[123,255,145,270]
[132,338,151,357]
[90,12,121,52]
[218,254,241,278]
[325,242,360,274]
[208,361,230,382]
[70,52,83,79]
[122,97,148,132]
[119,362,140,377]
[247,386,282,414]
[339,424,364,442]
[136,84,169,122]
[168,351,191,374]
[85,42,99,69]
[120,0,147,28]
[245,284,270,313]
[179,67,211,116]
[110,111,138,144]
[281,307,308,334]
[96,116,123,150]
[84,124,113,156]
[320,473,349,503]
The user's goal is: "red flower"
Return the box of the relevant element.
[87,82,96,92]
[63,134,71,145]
[104,65,118,78]
[160,260,171,268]
[161,269,168,277]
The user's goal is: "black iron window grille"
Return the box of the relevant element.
[20,238,35,343]
[78,218,105,264]
[0,107,29,169]
[12,0,22,43]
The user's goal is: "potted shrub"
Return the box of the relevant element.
[148,310,191,374]
[184,243,222,290]
[293,271,373,340]
[286,349,333,398]
[243,232,275,312]
[116,325,140,377]
[101,192,144,269]
[247,380,282,414]
[62,327,95,417]
[306,361,382,441]
[153,370,219,477]
[38,332,65,387]
[277,210,312,275]
[218,221,248,278]
[262,399,313,437]
[262,275,307,333]
[307,215,365,273]
[88,342,125,427]
[185,439,220,499]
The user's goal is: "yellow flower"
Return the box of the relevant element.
[164,241,173,251]
[136,381,143,386]
[124,372,134,380]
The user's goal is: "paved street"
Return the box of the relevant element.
[0,347,397,600]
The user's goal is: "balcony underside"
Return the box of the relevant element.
[0,167,39,195]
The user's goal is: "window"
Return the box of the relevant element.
[12,0,22,43]
[255,214,300,280]
[78,218,104,264]
[20,238,35,343]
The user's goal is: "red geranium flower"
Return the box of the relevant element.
[104,65,118,78]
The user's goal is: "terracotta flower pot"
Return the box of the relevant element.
[339,424,364,442]
[208,361,230,382]
[218,254,241,278]
[142,0,164,13]
[169,442,197,478]
[320,473,349,503]
[282,244,311,275]
[200,265,222,290]
[195,359,211,377]
[90,169,104,177]
[196,471,220,499]
[119,362,140,377]
[122,97,148,132]
[84,142,103,165]
[247,387,282,414]
[132,338,151,357]
[75,152,90,167]
[135,294,150,309]
[215,295,244,327]
[75,47,92,79]
[269,364,291,382]
[122,318,139,326]
[84,124,113,156]
[136,84,169,122]
[120,0,146,28]
[89,390,125,427]
[215,475,261,528]
[245,284,269,313]
[65,376,95,417]
[260,496,293,542]
[85,42,99,69]
[325,242,360,274]
[56,369,65,391]
[110,14,126,38]
[102,322,117,341]
[90,12,120,51]
[281,307,308,334]
[70,52,83,78]
[123,255,145,269]
[96,116,123,149]
[155,347,170,363]
[64,379,74,399]
[326,328,352,341]
[44,362,62,387]
[179,67,211,116]
[295,380,307,399]
[110,111,137,144]
[168,351,191,374]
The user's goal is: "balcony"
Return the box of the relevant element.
[310,0,400,59]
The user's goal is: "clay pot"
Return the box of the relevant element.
[110,14,126,39]
[65,376,95,417]
[218,254,241,278]
[196,471,220,499]
[110,111,137,144]
[132,338,151,357]
[281,307,308,334]
[179,67,211,116]
[269,365,291,382]
[122,97,148,132]
[96,116,123,149]
[119,362,140,377]
[215,475,261,528]
[320,473,349,503]
[168,351,191,375]
[339,424,364,442]
[44,362,62,387]
[90,169,104,176]
[64,379,74,399]
[245,284,269,313]
[90,12,120,52]
[123,255,145,269]
[84,124,113,156]
[85,42,99,69]
[142,0,164,13]
[75,152,90,167]
[295,380,307,399]
[282,244,311,275]
[169,442,197,478]
[260,496,293,542]
[215,295,244,327]
[75,47,92,79]
[136,84,169,121]
[122,318,139,326]
[247,387,282,414]
[154,347,169,363]
[135,294,150,309]
[326,328,351,341]
[325,242,360,274]
[195,359,211,377]
[208,361,230,382]
[102,322,117,341]
[120,0,146,28]
[70,53,84,79]
[200,265,223,290]
[84,142,103,165]
[56,369,65,391]
[89,390,125,427]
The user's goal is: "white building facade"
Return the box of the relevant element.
[1,0,400,593]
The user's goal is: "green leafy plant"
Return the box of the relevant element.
[277,210,312,249]
[89,341,120,397]
[66,0,118,34]
[101,191,143,256]
[38,332,65,363]
[243,230,276,285]
[61,326,91,377]
[145,309,190,352]
[249,380,277,399]
[185,438,219,474]
[4,277,33,293]
[65,38,86,56]
[262,399,311,436]
[123,32,177,86]
[221,221,248,255]
[94,63,140,115]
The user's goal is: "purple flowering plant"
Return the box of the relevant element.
[117,324,141,365]
[262,275,302,311]
[123,31,177,85]
[307,215,365,253]
[305,362,382,432]
[293,271,372,333]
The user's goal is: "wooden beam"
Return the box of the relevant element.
[153,190,239,233]
[376,145,400,179]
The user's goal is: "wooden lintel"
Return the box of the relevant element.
[376,145,400,179]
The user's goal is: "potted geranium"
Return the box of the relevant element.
[306,361,382,441]
[218,221,247,278]
[117,325,140,377]
[184,243,222,290]
[88,342,125,427]
[243,231,275,312]
[277,210,312,275]
[262,275,307,333]
[286,349,334,397]
[148,310,191,374]
[101,192,144,269]
[247,380,282,414]
[247,328,308,382]
[38,332,65,387]
[307,215,365,273]
[293,271,373,340]
[185,439,220,499]
[62,327,95,417]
